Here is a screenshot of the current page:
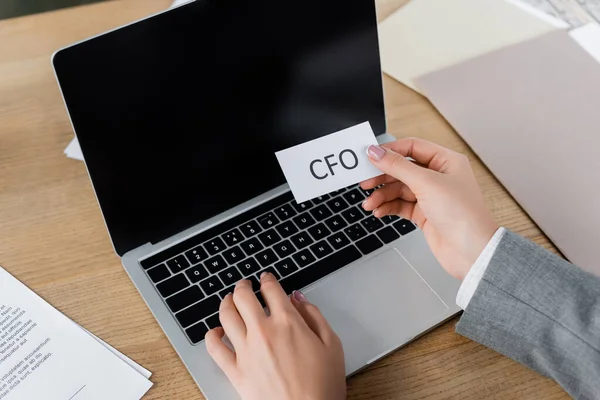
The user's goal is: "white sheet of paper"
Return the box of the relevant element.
[81,326,152,379]
[275,122,381,203]
[0,267,153,400]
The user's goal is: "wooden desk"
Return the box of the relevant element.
[0,1,568,398]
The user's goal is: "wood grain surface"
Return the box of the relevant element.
[0,0,567,398]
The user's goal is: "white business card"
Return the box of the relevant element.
[275,122,382,203]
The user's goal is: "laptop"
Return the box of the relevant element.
[52,0,461,398]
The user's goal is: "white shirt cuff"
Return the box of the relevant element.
[456,227,506,310]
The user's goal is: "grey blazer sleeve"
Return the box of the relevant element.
[456,230,600,399]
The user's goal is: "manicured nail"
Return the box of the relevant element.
[362,199,368,209]
[260,271,269,279]
[367,145,385,161]
[293,290,308,302]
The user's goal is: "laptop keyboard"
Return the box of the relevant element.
[139,184,416,344]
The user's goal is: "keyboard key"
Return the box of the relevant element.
[204,237,226,255]
[344,223,368,241]
[273,239,296,258]
[274,204,297,221]
[356,235,383,255]
[343,188,364,205]
[206,314,221,329]
[186,321,209,344]
[376,226,400,244]
[218,266,243,286]
[360,187,374,197]
[310,240,334,259]
[240,237,264,256]
[200,275,224,295]
[166,255,190,274]
[147,264,170,283]
[393,219,417,235]
[185,246,208,265]
[237,257,261,276]
[292,249,316,268]
[177,295,220,327]
[324,215,348,232]
[326,197,349,213]
[310,204,333,221]
[219,286,235,299]
[290,231,314,249]
[203,254,228,274]
[327,231,350,250]
[258,229,281,247]
[222,228,244,246]
[258,212,279,230]
[240,220,262,237]
[275,220,299,238]
[166,285,204,313]
[256,266,280,281]
[312,194,330,204]
[381,215,400,225]
[361,216,384,233]
[279,245,361,294]
[185,264,209,283]
[293,213,316,230]
[157,273,189,298]
[274,258,299,277]
[307,223,331,241]
[291,199,314,213]
[341,207,363,224]
[222,246,245,264]
[256,248,278,267]
[177,295,220,328]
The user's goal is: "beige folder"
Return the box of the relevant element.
[378,0,561,92]
[416,30,600,276]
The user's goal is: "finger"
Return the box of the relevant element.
[381,138,456,172]
[205,327,238,381]
[362,182,416,212]
[291,290,338,345]
[232,279,265,325]
[371,199,415,220]
[260,272,293,315]
[219,294,246,346]
[367,144,433,190]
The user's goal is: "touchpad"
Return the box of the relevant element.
[305,248,449,374]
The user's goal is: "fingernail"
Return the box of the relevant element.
[293,290,308,302]
[367,145,385,161]
[260,271,269,279]
[362,199,368,209]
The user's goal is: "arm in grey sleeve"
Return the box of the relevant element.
[456,230,600,399]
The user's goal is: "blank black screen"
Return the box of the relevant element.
[53,0,385,255]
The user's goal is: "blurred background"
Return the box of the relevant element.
[0,0,107,19]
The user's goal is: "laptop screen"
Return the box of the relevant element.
[53,0,385,256]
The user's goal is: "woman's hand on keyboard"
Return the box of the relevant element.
[205,273,346,400]
[360,138,498,281]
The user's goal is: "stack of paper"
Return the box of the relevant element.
[0,267,153,399]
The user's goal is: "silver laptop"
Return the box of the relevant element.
[52,1,460,398]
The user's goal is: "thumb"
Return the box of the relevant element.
[366,144,431,189]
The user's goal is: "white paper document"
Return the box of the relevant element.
[275,122,381,203]
[0,267,153,400]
